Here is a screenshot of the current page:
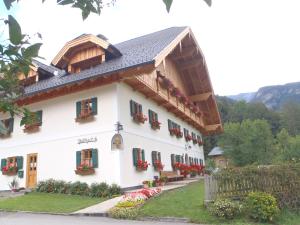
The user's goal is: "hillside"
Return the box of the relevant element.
[228,81,300,110]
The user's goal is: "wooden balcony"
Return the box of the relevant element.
[124,71,206,133]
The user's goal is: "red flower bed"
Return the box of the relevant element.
[137,160,150,171]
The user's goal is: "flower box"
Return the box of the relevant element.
[133,113,147,124]
[75,168,95,175]
[153,160,164,171]
[150,120,161,130]
[169,128,183,138]
[2,167,18,176]
[23,122,41,133]
[185,135,192,142]
[192,139,198,144]
[75,111,94,122]
[136,160,150,171]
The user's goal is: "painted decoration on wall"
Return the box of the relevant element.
[111,134,123,150]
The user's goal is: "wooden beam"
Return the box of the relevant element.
[178,58,202,71]
[170,47,197,60]
[205,124,222,131]
[189,92,212,102]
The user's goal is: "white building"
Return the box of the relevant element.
[0,27,222,190]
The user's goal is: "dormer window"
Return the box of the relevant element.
[52,34,122,74]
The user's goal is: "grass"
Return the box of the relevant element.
[138,181,300,225]
[0,192,105,213]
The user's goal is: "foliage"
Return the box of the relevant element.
[208,198,242,220]
[8,177,18,190]
[281,102,300,136]
[0,192,104,213]
[108,207,139,220]
[211,163,300,209]
[245,192,279,222]
[35,179,122,197]
[218,119,275,166]
[116,199,144,208]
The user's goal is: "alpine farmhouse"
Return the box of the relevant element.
[0,27,222,190]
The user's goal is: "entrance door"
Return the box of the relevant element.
[26,153,38,188]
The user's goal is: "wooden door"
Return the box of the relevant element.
[26,153,38,188]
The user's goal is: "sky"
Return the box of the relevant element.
[1,0,300,96]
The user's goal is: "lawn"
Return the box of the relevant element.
[138,181,300,225]
[0,192,105,213]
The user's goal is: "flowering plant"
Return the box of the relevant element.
[133,112,147,124]
[174,162,191,177]
[153,160,164,171]
[161,77,174,90]
[119,188,162,206]
[185,134,192,142]
[137,160,150,171]
[1,163,17,172]
[198,140,203,146]
[171,87,181,97]
[192,137,198,144]
[77,162,93,171]
[150,120,161,130]
[169,128,183,138]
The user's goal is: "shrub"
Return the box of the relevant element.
[108,207,139,219]
[109,183,122,197]
[69,181,89,196]
[89,182,109,198]
[245,192,279,222]
[209,198,242,220]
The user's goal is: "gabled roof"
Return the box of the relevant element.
[208,147,224,156]
[25,27,187,96]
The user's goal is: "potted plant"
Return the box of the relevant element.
[133,112,148,124]
[142,180,150,188]
[9,177,19,192]
[75,163,95,175]
[159,176,168,186]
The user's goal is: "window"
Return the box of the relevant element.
[76,149,98,169]
[22,111,43,133]
[152,151,163,171]
[0,118,14,137]
[184,128,192,142]
[192,132,197,144]
[148,110,160,130]
[197,135,203,146]
[133,148,149,171]
[130,100,147,123]
[1,156,23,175]
[168,119,182,138]
[76,97,97,121]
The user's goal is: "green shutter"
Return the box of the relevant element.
[76,151,81,167]
[133,148,138,166]
[171,154,175,168]
[155,112,158,121]
[152,151,157,165]
[76,101,82,118]
[141,149,145,162]
[91,97,98,115]
[138,104,142,113]
[1,158,7,169]
[168,119,172,130]
[158,152,161,162]
[36,111,43,124]
[8,118,14,133]
[16,156,23,170]
[130,100,135,116]
[148,110,153,123]
[91,149,98,168]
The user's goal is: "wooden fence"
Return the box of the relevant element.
[204,166,300,209]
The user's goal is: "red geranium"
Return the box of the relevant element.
[77,162,93,171]
[154,160,164,171]
[137,160,150,170]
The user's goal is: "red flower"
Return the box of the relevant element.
[137,160,150,170]
[133,113,148,123]
[154,160,164,171]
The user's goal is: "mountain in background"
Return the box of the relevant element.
[228,81,300,110]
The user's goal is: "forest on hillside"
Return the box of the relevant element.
[204,96,300,166]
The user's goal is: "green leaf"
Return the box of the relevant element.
[203,0,212,7]
[22,43,42,59]
[57,0,75,5]
[8,15,22,45]
[163,0,173,13]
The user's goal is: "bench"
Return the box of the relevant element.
[160,171,184,182]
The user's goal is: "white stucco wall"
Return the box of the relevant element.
[117,83,204,188]
[0,82,205,190]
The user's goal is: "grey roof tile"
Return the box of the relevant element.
[208,147,224,156]
[25,27,187,96]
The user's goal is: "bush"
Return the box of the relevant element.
[108,207,139,219]
[35,179,122,197]
[116,200,144,208]
[209,198,242,220]
[245,192,279,222]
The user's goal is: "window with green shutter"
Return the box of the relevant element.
[76,97,97,122]
[1,158,7,170]
[133,148,149,171]
[168,120,182,138]
[152,151,163,171]
[75,149,97,175]
[149,110,160,130]
[130,100,147,124]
